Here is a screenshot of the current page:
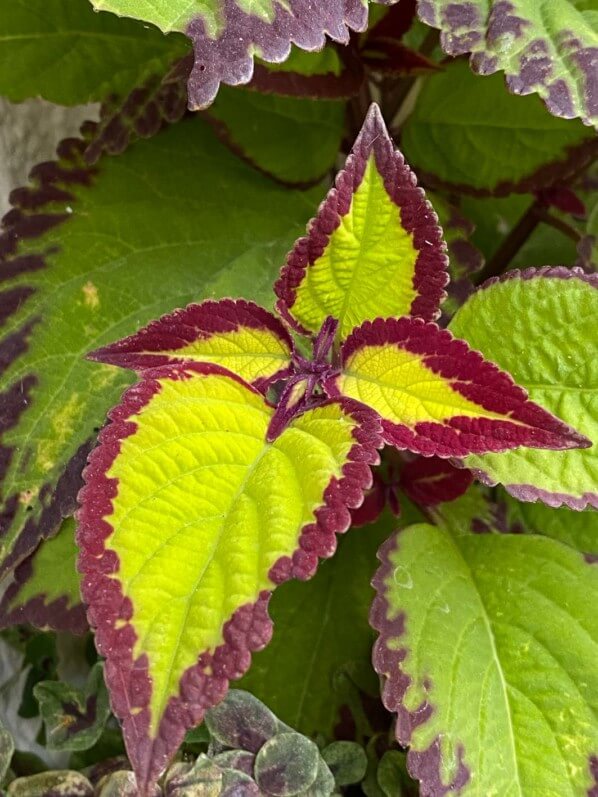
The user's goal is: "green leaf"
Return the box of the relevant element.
[33,664,110,753]
[417,0,598,127]
[402,60,597,195]
[0,0,189,105]
[372,523,598,795]
[0,519,86,634]
[87,0,388,109]
[449,268,598,509]
[207,88,346,185]
[238,514,395,739]
[322,741,368,787]
[499,490,598,559]
[0,116,321,579]
[254,732,320,796]
[77,364,380,792]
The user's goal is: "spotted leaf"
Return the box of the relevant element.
[88,0,397,110]
[417,0,598,127]
[371,522,598,795]
[327,316,588,458]
[0,518,86,635]
[449,267,598,509]
[77,363,381,794]
[89,299,293,389]
[275,104,448,339]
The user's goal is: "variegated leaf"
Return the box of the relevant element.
[89,0,398,109]
[275,104,448,339]
[77,363,381,793]
[449,267,598,509]
[89,299,293,389]
[417,0,598,127]
[327,316,588,458]
[371,522,598,795]
[0,518,86,635]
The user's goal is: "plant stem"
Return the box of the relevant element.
[382,28,440,124]
[536,210,582,243]
[475,199,542,284]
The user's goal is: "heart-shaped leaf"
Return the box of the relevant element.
[275,104,448,339]
[449,267,598,509]
[77,363,381,793]
[327,316,587,457]
[371,522,598,795]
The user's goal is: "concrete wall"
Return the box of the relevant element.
[0,98,97,215]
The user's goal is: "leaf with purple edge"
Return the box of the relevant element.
[450,267,598,509]
[0,115,321,582]
[327,315,588,457]
[402,60,598,197]
[88,0,397,110]
[399,456,473,507]
[417,0,598,127]
[77,363,381,794]
[371,521,598,795]
[33,663,110,753]
[89,299,294,390]
[275,104,448,339]
[0,518,86,635]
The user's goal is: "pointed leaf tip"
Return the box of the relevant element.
[88,299,294,389]
[330,316,589,459]
[78,364,382,791]
[275,103,448,339]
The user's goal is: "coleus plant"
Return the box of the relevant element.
[77,104,590,794]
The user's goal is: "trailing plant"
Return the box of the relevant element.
[0,1,597,796]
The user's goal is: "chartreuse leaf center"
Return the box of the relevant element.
[78,363,380,791]
[275,105,448,337]
[339,344,508,425]
[106,373,355,736]
[290,156,418,339]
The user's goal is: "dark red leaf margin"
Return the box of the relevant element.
[274,103,448,336]
[77,361,382,794]
[327,315,589,457]
[88,298,294,391]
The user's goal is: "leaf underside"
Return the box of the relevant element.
[417,0,598,127]
[449,267,598,509]
[77,363,381,792]
[0,116,321,581]
[371,522,598,795]
[275,104,448,339]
